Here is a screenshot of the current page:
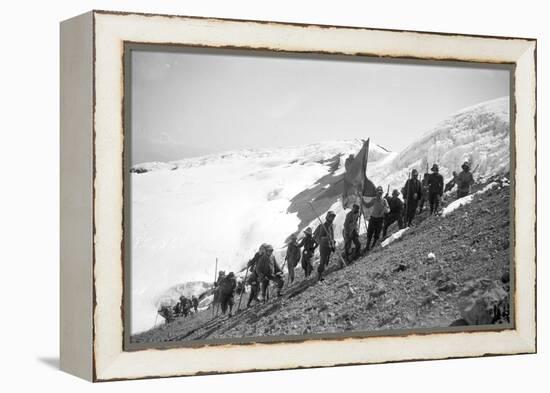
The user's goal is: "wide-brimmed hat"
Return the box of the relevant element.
[392,189,400,196]
[431,164,439,171]
[326,210,336,218]
[376,186,384,193]
[462,161,470,170]
[303,227,312,235]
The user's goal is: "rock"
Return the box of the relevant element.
[430,270,443,281]
[346,285,356,299]
[437,281,457,293]
[393,263,408,273]
[501,271,510,284]
[365,299,375,310]
[318,302,329,312]
[458,279,509,325]
[435,274,451,286]
[449,318,469,327]
[421,288,439,306]
[370,288,386,298]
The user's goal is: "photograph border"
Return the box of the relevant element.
[60,10,536,382]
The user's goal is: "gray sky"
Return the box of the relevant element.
[131,49,509,165]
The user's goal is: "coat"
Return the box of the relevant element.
[314,222,335,249]
[428,173,444,196]
[385,196,404,215]
[402,178,423,203]
[344,210,360,237]
[364,196,390,218]
[255,254,282,278]
[456,170,474,194]
[247,252,262,272]
[285,241,301,268]
[218,274,237,297]
[297,234,318,256]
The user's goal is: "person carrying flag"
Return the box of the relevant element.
[363,186,390,252]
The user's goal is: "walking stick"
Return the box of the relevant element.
[236,265,249,311]
[214,257,218,284]
[405,170,412,224]
[280,256,291,286]
[307,202,347,267]
[212,257,218,317]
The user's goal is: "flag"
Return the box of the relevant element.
[342,139,377,213]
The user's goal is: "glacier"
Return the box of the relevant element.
[130,96,510,334]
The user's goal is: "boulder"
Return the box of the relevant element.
[458,279,509,325]
[393,263,408,273]
[370,288,386,299]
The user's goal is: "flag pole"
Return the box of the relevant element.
[359,139,370,237]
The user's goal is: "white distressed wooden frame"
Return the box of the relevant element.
[60,10,536,382]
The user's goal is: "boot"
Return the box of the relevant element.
[363,241,371,255]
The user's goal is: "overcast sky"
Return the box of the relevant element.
[131,49,510,165]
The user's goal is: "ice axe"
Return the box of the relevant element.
[236,264,249,311]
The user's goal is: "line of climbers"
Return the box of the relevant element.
[342,161,474,262]
[158,161,475,323]
[157,294,199,324]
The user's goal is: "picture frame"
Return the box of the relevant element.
[60,10,536,382]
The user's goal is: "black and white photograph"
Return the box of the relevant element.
[126,47,513,346]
